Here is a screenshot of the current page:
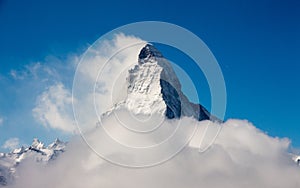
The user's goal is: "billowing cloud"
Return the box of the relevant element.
[27,34,146,134]
[0,53,78,142]
[32,83,75,133]
[72,33,147,131]
[7,116,300,188]
[2,138,20,151]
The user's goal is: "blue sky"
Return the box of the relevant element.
[0,0,299,150]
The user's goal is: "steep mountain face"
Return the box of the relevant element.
[0,139,66,186]
[111,44,216,121]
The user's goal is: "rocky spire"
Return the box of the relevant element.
[124,44,215,121]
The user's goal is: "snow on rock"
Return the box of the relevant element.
[106,44,217,121]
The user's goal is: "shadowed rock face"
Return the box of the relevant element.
[160,79,181,119]
[159,74,211,121]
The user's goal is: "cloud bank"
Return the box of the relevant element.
[7,116,300,188]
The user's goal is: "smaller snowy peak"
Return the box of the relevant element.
[1,138,66,164]
[48,138,65,150]
[11,146,25,155]
[0,138,66,186]
[31,138,45,150]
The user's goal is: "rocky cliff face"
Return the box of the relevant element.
[110,44,216,121]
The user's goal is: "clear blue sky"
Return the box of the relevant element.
[0,0,299,150]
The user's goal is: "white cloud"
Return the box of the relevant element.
[1,57,78,144]
[10,70,18,79]
[10,63,41,80]
[9,54,77,83]
[72,33,146,131]
[32,83,75,133]
[2,138,20,150]
[0,117,3,126]
[29,35,142,134]
[26,34,146,134]
[8,116,300,188]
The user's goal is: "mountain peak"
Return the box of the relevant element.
[110,44,215,121]
[48,138,65,150]
[138,44,163,64]
[31,138,45,150]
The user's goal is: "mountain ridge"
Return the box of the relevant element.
[0,138,66,186]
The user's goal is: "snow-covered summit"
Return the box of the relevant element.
[31,138,45,150]
[138,44,163,64]
[109,44,217,121]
